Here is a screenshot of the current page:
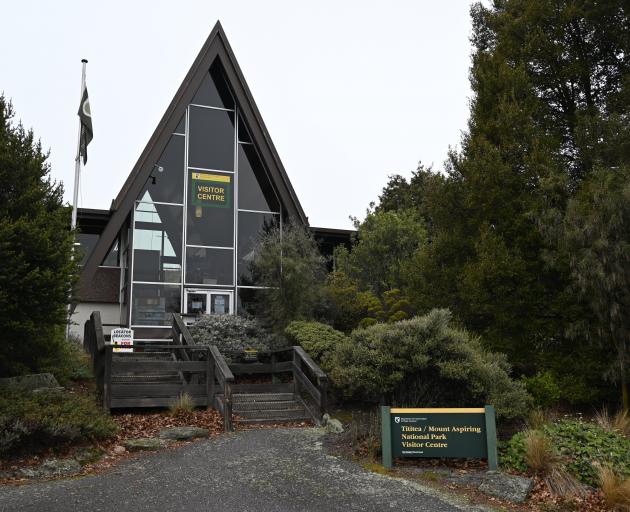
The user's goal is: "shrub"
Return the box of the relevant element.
[0,389,118,456]
[501,420,630,486]
[38,337,93,385]
[326,309,530,419]
[522,371,562,408]
[284,321,348,367]
[189,314,282,354]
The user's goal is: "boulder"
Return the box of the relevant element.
[123,438,167,451]
[18,458,81,479]
[159,426,209,441]
[477,471,534,504]
[0,373,59,392]
[322,414,344,434]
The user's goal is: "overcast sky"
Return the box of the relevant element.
[1,1,475,229]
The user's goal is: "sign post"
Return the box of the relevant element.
[111,328,134,353]
[381,406,498,470]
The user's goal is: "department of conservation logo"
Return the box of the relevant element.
[394,416,400,423]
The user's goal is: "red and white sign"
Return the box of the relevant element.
[111,328,134,353]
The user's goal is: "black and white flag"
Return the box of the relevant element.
[77,87,93,164]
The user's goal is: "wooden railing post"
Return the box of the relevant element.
[292,348,300,395]
[271,353,280,384]
[224,381,233,432]
[206,349,214,407]
[103,346,112,412]
[319,376,328,418]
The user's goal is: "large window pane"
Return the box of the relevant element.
[131,283,181,326]
[238,144,279,212]
[237,288,264,317]
[237,211,278,285]
[137,135,185,204]
[77,233,99,266]
[186,171,234,247]
[188,106,234,171]
[192,63,235,110]
[185,247,234,285]
[133,202,183,283]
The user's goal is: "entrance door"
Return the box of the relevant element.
[185,289,234,315]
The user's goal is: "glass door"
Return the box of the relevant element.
[185,289,233,315]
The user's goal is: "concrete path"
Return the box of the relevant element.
[0,428,492,512]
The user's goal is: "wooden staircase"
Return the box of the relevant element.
[84,312,328,430]
[215,386,312,424]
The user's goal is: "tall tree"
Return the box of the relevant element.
[400,1,629,392]
[0,96,78,376]
[562,166,630,410]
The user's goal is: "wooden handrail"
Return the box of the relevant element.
[291,346,328,419]
[209,345,234,432]
[293,346,327,379]
[172,313,196,347]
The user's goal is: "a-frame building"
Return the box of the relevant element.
[73,21,351,341]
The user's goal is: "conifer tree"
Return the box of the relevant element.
[0,96,78,376]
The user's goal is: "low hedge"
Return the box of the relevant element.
[0,389,118,456]
[285,309,531,420]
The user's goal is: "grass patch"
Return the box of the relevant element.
[361,462,394,476]
[596,463,630,511]
[168,393,195,417]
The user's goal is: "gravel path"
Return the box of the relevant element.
[0,428,492,512]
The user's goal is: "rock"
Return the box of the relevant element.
[18,458,81,479]
[477,471,534,504]
[112,445,127,455]
[0,373,59,392]
[159,426,209,441]
[32,386,65,395]
[74,447,105,465]
[123,438,167,451]
[324,418,344,434]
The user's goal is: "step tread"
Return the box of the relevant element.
[233,392,294,403]
[237,416,312,424]
[233,400,303,412]
[234,408,308,420]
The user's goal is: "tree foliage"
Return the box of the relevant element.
[250,219,326,332]
[364,1,629,407]
[562,166,630,409]
[288,310,530,420]
[0,96,78,376]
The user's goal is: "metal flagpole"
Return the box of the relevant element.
[67,58,88,341]
[71,59,88,231]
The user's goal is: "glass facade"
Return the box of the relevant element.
[128,59,283,333]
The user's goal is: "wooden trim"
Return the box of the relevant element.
[390,408,486,414]
[111,360,206,372]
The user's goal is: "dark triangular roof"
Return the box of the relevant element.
[80,21,307,290]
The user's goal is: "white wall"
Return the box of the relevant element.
[70,303,121,341]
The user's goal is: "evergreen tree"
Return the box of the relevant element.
[562,166,630,410]
[0,96,78,376]
[380,1,628,402]
[251,219,326,332]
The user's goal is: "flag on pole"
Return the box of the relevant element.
[77,87,93,164]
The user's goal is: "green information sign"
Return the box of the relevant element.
[381,406,498,470]
[191,172,232,209]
